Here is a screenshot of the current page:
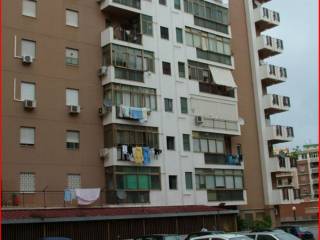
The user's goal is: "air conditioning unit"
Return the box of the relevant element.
[98,107,107,116]
[69,105,80,114]
[99,148,109,159]
[98,66,107,77]
[22,56,33,64]
[24,100,36,109]
[195,116,204,125]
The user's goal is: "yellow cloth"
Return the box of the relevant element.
[134,147,143,164]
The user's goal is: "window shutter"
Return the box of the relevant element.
[20,173,35,192]
[66,48,78,58]
[20,127,35,145]
[66,131,79,143]
[66,89,79,106]
[22,0,36,17]
[21,82,35,101]
[66,10,78,27]
[68,174,81,189]
[21,40,36,58]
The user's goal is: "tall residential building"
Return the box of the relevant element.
[230,0,300,224]
[3,0,247,238]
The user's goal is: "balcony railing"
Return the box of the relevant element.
[254,7,280,32]
[258,35,284,59]
[2,190,108,209]
[260,63,287,87]
[207,189,244,202]
[201,118,239,132]
[113,26,142,45]
[204,153,243,166]
[199,82,235,98]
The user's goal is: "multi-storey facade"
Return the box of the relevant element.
[230,0,300,224]
[3,0,248,238]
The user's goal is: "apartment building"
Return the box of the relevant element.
[3,0,247,238]
[229,0,300,224]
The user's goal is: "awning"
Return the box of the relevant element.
[209,66,237,88]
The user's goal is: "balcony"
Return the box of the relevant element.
[116,105,150,121]
[254,7,280,32]
[257,35,284,60]
[267,125,294,143]
[100,0,141,13]
[263,94,290,116]
[260,63,287,87]
[101,26,142,47]
[269,156,292,172]
[311,168,318,174]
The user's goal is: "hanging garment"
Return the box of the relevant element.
[130,147,136,162]
[150,148,155,161]
[143,147,151,165]
[118,105,124,118]
[140,108,149,123]
[134,147,143,164]
[122,105,130,118]
[130,107,143,120]
[122,145,128,154]
[75,188,100,205]
[64,189,72,202]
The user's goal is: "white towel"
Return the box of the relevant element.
[122,145,128,154]
[75,188,100,205]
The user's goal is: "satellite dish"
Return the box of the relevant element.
[116,190,127,200]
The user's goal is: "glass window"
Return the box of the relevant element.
[215,175,225,187]
[200,139,208,152]
[185,172,193,190]
[206,176,215,189]
[208,139,216,153]
[235,176,243,189]
[176,28,183,43]
[174,0,181,9]
[169,175,177,189]
[160,26,169,39]
[66,130,80,149]
[193,138,200,152]
[225,176,234,189]
[180,97,188,114]
[162,61,171,75]
[21,39,36,58]
[20,173,35,192]
[21,82,35,101]
[216,140,224,153]
[22,0,36,18]
[66,9,79,27]
[178,62,185,78]
[183,134,190,151]
[166,136,175,150]
[65,48,79,65]
[20,127,35,145]
[142,15,153,36]
[66,89,79,106]
[164,98,173,112]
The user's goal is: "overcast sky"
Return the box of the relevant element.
[263,0,318,149]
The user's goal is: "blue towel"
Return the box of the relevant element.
[64,189,72,202]
[130,107,143,120]
[143,147,150,165]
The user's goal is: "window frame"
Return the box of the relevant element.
[20,127,35,146]
[66,130,80,150]
[22,0,37,18]
[66,9,79,28]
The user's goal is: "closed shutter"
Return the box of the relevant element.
[20,127,35,145]
[66,9,78,27]
[20,173,35,192]
[22,0,36,17]
[66,89,79,106]
[21,40,36,58]
[68,174,81,189]
[66,131,79,143]
[21,82,35,101]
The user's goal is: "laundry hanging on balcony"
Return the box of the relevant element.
[118,105,149,122]
[75,188,100,205]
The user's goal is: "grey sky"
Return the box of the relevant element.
[263,0,318,149]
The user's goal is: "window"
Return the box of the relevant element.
[192,132,225,154]
[169,175,177,189]
[68,174,81,189]
[183,134,190,151]
[21,39,36,58]
[160,26,169,40]
[178,62,185,78]
[66,9,78,27]
[162,62,171,75]
[21,82,35,101]
[174,0,181,9]
[20,173,35,192]
[164,98,173,112]
[66,130,80,149]
[159,0,167,5]
[142,15,153,36]
[22,0,36,18]
[176,28,183,43]
[167,136,175,150]
[180,97,188,114]
[65,48,79,66]
[66,89,79,106]
[20,127,35,146]
[185,172,193,190]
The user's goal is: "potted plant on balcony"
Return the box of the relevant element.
[12,192,20,206]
